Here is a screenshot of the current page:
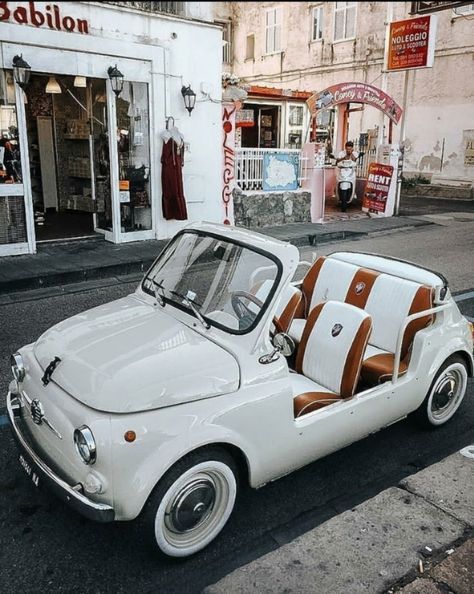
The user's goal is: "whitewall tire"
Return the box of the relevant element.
[141,449,238,559]
[414,355,469,428]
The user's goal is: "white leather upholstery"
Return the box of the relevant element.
[290,374,334,398]
[364,274,420,353]
[300,301,371,394]
[309,258,358,311]
[288,318,305,343]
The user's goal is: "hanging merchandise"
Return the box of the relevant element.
[161,117,188,221]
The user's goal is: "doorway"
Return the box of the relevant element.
[24,74,111,241]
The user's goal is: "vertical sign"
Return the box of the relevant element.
[385,15,437,71]
[362,163,394,214]
[222,103,237,225]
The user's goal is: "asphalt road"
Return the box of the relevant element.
[0,218,473,593]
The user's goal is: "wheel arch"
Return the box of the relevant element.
[454,349,474,377]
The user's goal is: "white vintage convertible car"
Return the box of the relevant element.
[7,222,473,559]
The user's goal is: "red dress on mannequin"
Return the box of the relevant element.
[161,137,188,220]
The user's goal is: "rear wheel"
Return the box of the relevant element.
[140,448,238,559]
[413,355,468,428]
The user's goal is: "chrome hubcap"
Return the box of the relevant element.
[166,478,216,534]
[430,367,465,422]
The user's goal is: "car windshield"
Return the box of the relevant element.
[142,230,282,333]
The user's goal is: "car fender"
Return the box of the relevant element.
[111,418,255,521]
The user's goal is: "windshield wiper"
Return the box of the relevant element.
[168,290,210,330]
[150,279,166,307]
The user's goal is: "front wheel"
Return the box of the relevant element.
[140,448,238,559]
[413,355,468,429]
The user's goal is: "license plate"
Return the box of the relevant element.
[19,454,40,488]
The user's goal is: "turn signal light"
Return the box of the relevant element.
[124,430,136,443]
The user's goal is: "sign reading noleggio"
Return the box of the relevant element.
[386,15,437,71]
[362,163,394,214]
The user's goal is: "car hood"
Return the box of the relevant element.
[33,295,239,413]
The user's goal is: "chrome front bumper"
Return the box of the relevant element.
[7,392,115,523]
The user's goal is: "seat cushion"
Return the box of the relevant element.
[362,345,408,384]
[291,374,342,418]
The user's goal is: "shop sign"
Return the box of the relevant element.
[236,109,254,128]
[362,163,394,213]
[385,15,436,71]
[307,82,402,125]
[222,104,237,225]
[410,1,472,15]
[0,2,89,34]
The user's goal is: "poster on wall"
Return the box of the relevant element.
[464,130,474,166]
[263,153,299,191]
[385,15,437,71]
[362,163,394,214]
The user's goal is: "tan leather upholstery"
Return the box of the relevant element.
[361,351,408,385]
[345,268,380,309]
[292,301,372,418]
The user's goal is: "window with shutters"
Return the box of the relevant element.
[333,2,356,41]
[221,21,232,64]
[246,34,255,60]
[265,7,282,54]
[311,5,324,41]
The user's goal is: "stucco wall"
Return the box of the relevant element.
[223,1,474,182]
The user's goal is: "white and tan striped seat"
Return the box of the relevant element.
[292,301,372,418]
[253,280,304,334]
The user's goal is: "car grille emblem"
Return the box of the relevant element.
[355,282,366,295]
[30,399,45,425]
[331,323,343,337]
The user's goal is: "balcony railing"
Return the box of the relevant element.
[235,148,308,191]
[101,2,186,17]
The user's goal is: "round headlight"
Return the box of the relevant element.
[73,426,97,465]
[11,353,25,382]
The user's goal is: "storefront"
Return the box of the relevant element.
[0,1,222,256]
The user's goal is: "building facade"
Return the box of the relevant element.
[220,1,474,183]
[0,1,222,256]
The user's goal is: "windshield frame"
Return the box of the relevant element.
[141,229,284,335]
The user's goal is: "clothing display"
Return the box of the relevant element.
[161,125,188,220]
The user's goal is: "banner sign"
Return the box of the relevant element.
[307,82,402,125]
[362,163,394,213]
[386,15,437,71]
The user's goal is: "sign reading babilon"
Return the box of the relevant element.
[362,163,394,214]
[386,15,437,71]
[0,2,89,34]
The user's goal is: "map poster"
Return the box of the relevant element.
[362,163,394,213]
[262,153,299,191]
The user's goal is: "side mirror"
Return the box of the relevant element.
[259,332,295,364]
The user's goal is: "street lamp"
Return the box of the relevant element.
[181,85,196,116]
[12,55,31,90]
[107,65,124,97]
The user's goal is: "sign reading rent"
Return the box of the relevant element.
[362,163,394,214]
[386,15,437,71]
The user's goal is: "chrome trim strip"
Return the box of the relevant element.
[6,392,114,523]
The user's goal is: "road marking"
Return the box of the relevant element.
[454,290,474,302]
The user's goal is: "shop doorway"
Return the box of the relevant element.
[241,104,280,148]
[25,74,111,241]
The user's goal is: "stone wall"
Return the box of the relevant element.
[233,188,311,228]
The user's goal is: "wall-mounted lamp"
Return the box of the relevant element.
[74,76,87,88]
[107,65,124,97]
[12,55,31,89]
[45,76,62,94]
[181,85,196,116]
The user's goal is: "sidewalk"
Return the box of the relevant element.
[205,447,474,594]
[0,214,433,294]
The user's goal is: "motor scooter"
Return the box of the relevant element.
[335,159,357,212]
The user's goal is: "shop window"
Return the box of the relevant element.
[265,7,281,54]
[246,34,255,60]
[115,81,152,233]
[286,104,304,149]
[311,5,324,41]
[334,2,356,41]
[0,71,22,185]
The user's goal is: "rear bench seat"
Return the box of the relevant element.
[289,256,433,384]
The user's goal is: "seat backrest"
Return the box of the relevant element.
[364,274,433,356]
[295,301,372,399]
[254,280,304,333]
[302,257,359,314]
